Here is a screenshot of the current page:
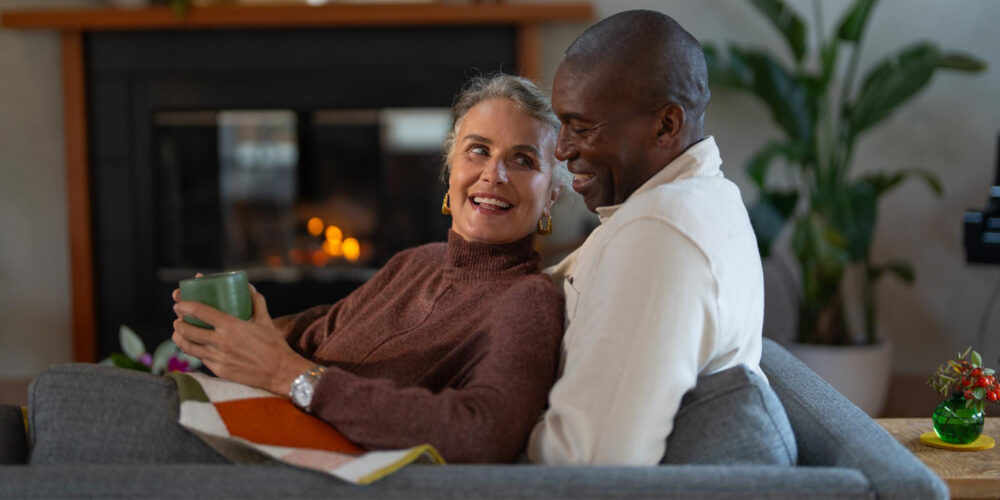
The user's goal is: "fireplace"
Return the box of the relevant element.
[86,26,516,356]
[0,2,593,361]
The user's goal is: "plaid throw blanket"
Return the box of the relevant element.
[167,372,445,484]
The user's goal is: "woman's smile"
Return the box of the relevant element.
[469,193,514,214]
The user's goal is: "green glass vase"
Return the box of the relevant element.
[932,392,985,444]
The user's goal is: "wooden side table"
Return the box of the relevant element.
[877,418,1000,499]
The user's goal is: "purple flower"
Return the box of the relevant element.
[167,356,191,373]
[139,353,153,367]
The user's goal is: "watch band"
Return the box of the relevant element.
[289,365,326,411]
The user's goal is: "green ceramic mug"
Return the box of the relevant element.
[178,271,253,329]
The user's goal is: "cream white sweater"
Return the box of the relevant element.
[528,136,766,465]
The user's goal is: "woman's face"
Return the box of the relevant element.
[448,98,560,244]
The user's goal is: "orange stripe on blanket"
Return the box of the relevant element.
[214,397,365,454]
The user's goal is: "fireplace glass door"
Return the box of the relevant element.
[153,107,451,288]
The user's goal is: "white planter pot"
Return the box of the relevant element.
[787,340,893,416]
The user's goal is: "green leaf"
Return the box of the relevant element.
[939,53,988,71]
[849,43,987,138]
[119,325,146,362]
[862,168,943,198]
[974,387,985,399]
[747,141,804,189]
[748,190,799,257]
[870,260,915,285]
[749,0,807,62]
[814,180,876,260]
[973,350,983,367]
[885,260,915,284]
[836,0,878,42]
[742,49,817,144]
[845,183,876,260]
[109,353,150,372]
[701,42,726,83]
[820,41,839,88]
[703,44,753,89]
[985,369,995,376]
[152,340,179,375]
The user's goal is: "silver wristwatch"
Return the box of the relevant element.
[289,365,326,411]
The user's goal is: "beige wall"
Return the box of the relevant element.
[0,0,997,378]
[0,0,101,377]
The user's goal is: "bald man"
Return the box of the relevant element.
[527,10,766,465]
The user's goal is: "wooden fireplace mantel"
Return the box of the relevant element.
[1,3,593,30]
[1,2,593,362]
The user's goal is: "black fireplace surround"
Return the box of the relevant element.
[87,27,517,357]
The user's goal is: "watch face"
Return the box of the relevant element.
[292,379,314,409]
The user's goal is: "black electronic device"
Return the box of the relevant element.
[964,135,1000,264]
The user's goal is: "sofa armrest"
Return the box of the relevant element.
[0,464,873,499]
[0,405,27,464]
[761,339,948,500]
[28,364,226,464]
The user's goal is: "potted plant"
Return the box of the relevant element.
[927,347,997,445]
[703,0,985,414]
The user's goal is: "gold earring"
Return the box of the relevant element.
[441,193,452,216]
[537,215,553,236]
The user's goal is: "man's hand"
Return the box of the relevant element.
[172,284,315,397]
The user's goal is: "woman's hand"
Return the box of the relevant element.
[171,284,315,397]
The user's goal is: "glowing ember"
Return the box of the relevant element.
[311,249,329,267]
[325,225,343,242]
[322,239,343,257]
[307,217,324,236]
[288,249,306,265]
[342,238,361,263]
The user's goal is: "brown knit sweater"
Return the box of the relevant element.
[273,230,564,463]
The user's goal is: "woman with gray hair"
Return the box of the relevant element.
[171,73,568,463]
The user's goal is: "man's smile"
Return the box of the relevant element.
[571,172,596,193]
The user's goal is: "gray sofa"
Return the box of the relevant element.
[0,339,946,499]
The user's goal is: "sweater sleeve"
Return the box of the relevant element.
[273,304,335,358]
[527,219,720,465]
[273,251,409,358]
[307,279,564,464]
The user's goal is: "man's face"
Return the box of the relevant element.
[552,62,656,213]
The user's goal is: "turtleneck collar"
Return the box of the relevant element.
[445,229,540,280]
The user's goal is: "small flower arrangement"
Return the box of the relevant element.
[927,347,998,413]
[99,325,202,375]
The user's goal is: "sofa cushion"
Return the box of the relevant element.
[28,364,227,464]
[661,364,797,465]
